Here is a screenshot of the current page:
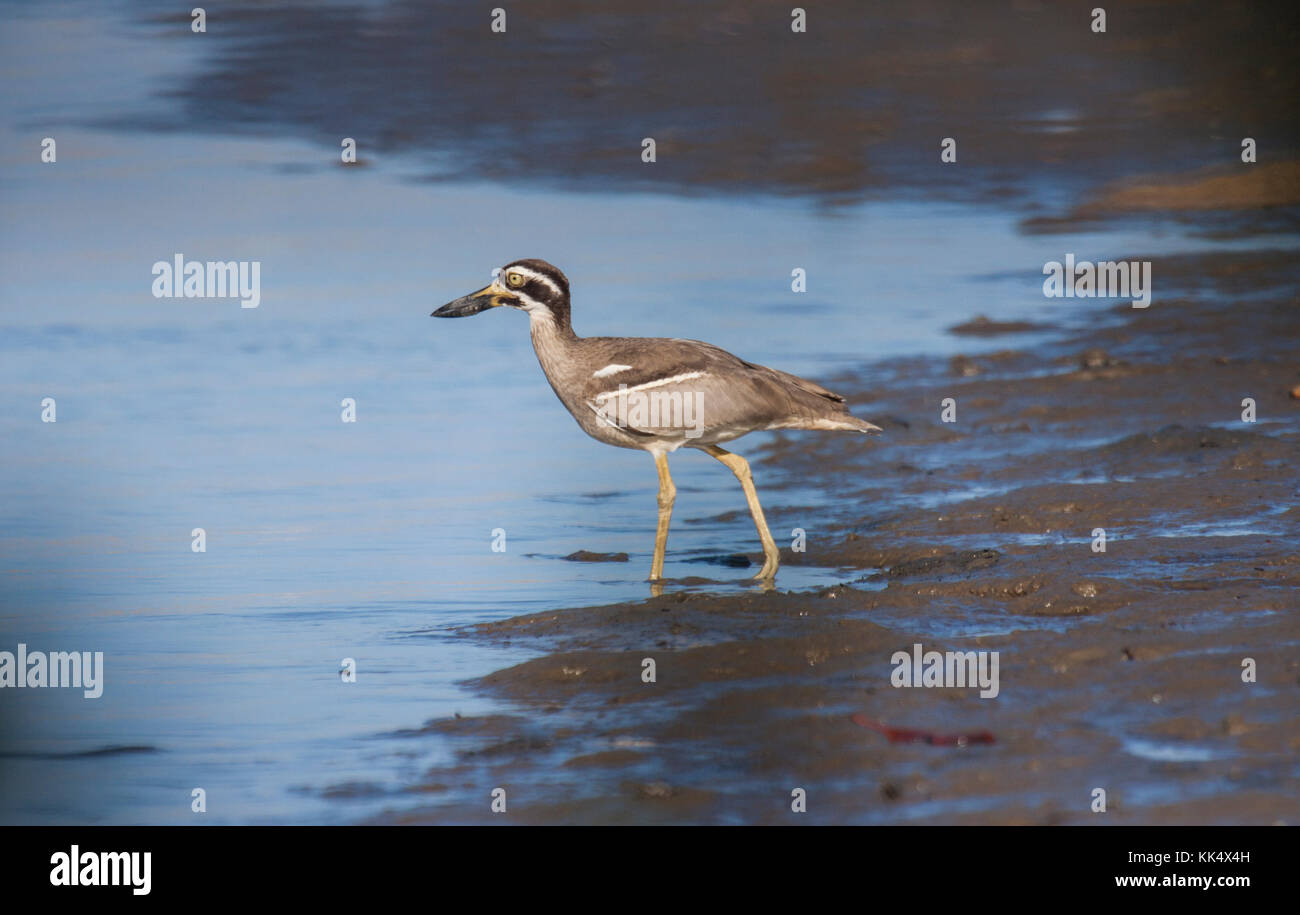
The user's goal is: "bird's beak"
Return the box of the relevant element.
[431,284,511,318]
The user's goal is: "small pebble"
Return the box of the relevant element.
[1072,581,1099,598]
[1080,348,1114,369]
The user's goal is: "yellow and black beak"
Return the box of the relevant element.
[432,284,513,318]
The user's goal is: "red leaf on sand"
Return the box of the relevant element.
[851,713,995,746]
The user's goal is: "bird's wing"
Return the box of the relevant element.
[577,337,851,438]
[669,339,847,403]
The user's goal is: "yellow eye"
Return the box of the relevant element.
[506,272,524,288]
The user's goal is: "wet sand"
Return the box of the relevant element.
[368,245,1299,825]
[132,1,1298,206]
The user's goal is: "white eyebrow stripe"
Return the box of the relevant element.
[509,265,562,295]
[592,363,633,378]
[593,371,708,400]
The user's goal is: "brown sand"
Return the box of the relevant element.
[1026,162,1300,235]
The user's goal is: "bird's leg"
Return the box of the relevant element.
[702,445,780,580]
[649,451,676,582]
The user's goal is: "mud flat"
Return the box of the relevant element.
[367,247,1298,824]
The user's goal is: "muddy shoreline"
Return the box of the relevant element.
[366,247,1298,824]
[134,1,1299,207]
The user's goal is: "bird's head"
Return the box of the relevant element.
[433,258,571,327]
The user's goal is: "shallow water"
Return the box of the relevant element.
[0,3,1294,823]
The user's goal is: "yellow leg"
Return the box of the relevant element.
[703,445,780,580]
[649,451,676,582]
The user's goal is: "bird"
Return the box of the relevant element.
[432,259,880,583]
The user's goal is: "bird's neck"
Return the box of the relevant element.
[528,309,580,388]
[528,308,578,344]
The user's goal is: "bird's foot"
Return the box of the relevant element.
[752,553,780,581]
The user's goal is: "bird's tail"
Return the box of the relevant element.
[833,415,883,434]
[788,414,883,434]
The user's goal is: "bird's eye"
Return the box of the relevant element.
[506,272,524,288]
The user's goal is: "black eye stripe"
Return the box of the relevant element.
[521,278,552,301]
